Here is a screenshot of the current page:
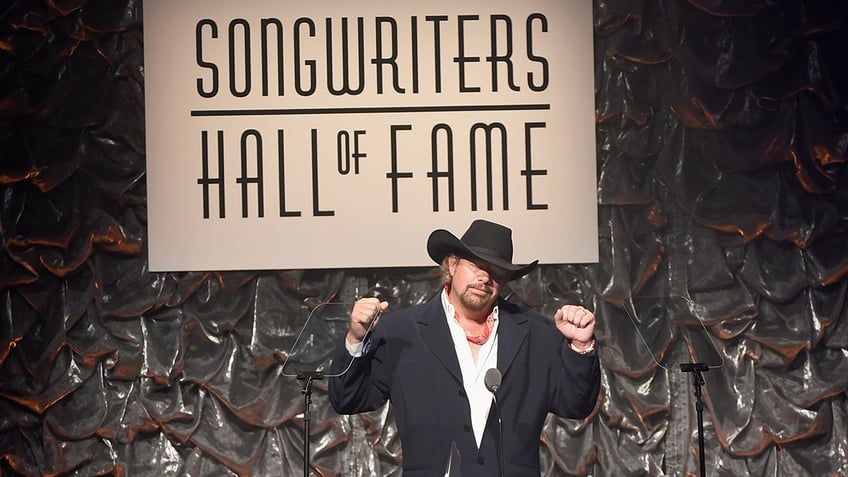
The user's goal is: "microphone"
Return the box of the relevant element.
[484,368,501,393]
[484,368,504,477]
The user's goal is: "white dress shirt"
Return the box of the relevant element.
[440,289,499,448]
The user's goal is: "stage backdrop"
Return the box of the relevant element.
[0,1,846,476]
[144,0,599,271]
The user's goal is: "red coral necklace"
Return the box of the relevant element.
[462,314,495,345]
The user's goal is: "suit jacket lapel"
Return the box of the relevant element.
[418,296,464,385]
[417,295,530,385]
[496,301,528,378]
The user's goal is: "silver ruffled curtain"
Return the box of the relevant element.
[1,0,847,476]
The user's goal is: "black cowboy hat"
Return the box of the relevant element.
[426,219,538,281]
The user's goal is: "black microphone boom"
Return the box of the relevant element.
[484,368,505,477]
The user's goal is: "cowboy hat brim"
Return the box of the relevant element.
[427,229,538,281]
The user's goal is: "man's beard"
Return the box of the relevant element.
[459,284,496,312]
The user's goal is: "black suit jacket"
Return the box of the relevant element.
[329,295,601,477]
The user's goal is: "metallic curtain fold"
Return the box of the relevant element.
[1,0,846,475]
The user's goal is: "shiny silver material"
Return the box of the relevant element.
[0,0,846,476]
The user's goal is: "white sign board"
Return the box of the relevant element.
[144,0,598,271]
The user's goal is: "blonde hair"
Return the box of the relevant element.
[439,254,455,285]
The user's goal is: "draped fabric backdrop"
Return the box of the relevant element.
[1,0,847,476]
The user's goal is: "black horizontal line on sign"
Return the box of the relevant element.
[190,104,551,117]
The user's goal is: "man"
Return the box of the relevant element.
[329,219,601,476]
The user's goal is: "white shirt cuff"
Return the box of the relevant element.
[345,338,365,357]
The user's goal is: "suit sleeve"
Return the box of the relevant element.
[327,333,391,415]
[552,343,601,419]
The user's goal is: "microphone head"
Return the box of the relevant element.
[484,368,502,393]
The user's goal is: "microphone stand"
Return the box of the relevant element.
[680,362,708,477]
[485,368,505,477]
[297,371,325,477]
[492,394,504,477]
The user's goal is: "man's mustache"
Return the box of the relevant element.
[466,284,494,293]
